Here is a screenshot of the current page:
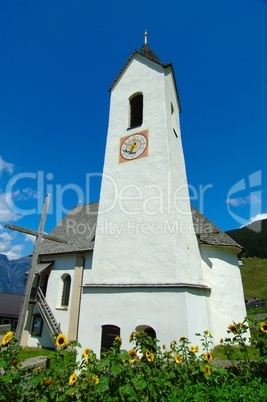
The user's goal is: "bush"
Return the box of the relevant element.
[0,318,267,401]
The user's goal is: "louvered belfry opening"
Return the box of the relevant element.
[130,93,143,128]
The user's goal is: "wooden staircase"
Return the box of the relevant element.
[36,287,60,336]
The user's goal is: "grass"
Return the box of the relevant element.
[19,347,76,368]
[240,257,267,301]
[19,346,54,361]
[212,345,259,361]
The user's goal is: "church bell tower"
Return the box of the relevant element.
[79,34,211,355]
[91,34,205,286]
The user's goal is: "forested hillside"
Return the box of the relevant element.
[226,219,267,258]
[0,254,31,294]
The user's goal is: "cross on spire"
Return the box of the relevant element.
[144,30,148,44]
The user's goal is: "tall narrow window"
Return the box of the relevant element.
[171,102,178,137]
[61,275,71,307]
[129,93,143,128]
[100,325,120,355]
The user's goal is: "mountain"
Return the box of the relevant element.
[226,219,267,258]
[0,254,31,294]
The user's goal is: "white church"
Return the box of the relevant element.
[20,36,247,355]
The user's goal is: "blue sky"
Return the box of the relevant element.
[0,0,267,259]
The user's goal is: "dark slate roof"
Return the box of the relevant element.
[0,293,23,317]
[39,202,241,256]
[191,205,242,249]
[139,44,163,65]
[39,202,98,256]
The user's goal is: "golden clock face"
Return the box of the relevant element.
[120,133,148,161]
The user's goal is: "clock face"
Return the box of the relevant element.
[120,133,148,161]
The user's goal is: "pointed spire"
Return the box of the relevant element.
[144,30,148,45]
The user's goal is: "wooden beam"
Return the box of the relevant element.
[5,223,67,244]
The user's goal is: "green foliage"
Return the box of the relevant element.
[238,257,267,301]
[226,220,267,259]
[0,322,267,401]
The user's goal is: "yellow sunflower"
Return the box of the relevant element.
[92,375,99,385]
[115,336,122,345]
[260,322,267,333]
[83,348,90,359]
[68,373,78,386]
[204,352,213,362]
[145,350,155,363]
[174,354,183,364]
[190,345,199,353]
[43,378,55,386]
[1,331,13,346]
[228,324,237,334]
[204,330,211,337]
[128,349,137,363]
[204,365,211,376]
[55,333,67,348]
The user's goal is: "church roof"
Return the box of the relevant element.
[38,202,241,256]
[109,43,170,92]
[191,206,242,249]
[39,202,98,255]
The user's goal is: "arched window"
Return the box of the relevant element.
[61,275,71,307]
[100,324,120,355]
[136,325,157,351]
[129,93,143,128]
[136,325,156,339]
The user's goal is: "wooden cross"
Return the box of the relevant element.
[5,194,67,345]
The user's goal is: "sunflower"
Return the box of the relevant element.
[204,352,213,362]
[204,365,211,376]
[55,333,67,348]
[115,336,122,345]
[260,322,267,333]
[228,324,237,334]
[174,354,183,364]
[204,330,211,337]
[128,349,137,363]
[68,373,78,386]
[1,331,13,346]
[190,345,199,353]
[145,350,155,363]
[83,348,90,359]
[92,375,99,385]
[43,378,55,386]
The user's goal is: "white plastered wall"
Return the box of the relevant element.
[27,252,93,347]
[78,287,210,359]
[91,55,204,286]
[200,245,248,343]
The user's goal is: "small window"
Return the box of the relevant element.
[61,275,71,307]
[2,319,10,325]
[136,325,157,351]
[101,325,120,355]
[13,320,18,330]
[31,315,43,336]
[171,102,178,137]
[136,325,156,339]
[129,93,143,128]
